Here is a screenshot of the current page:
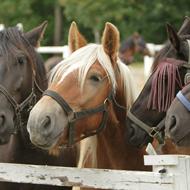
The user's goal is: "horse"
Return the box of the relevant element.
[119,32,151,65]
[125,16,190,155]
[27,21,150,187]
[0,22,76,190]
[165,83,190,147]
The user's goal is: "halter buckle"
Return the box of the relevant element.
[103,98,110,110]
[149,127,159,137]
[184,73,190,84]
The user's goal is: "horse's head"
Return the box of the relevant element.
[165,84,190,147]
[119,32,151,64]
[125,18,190,148]
[0,22,47,144]
[27,22,136,154]
[132,32,151,56]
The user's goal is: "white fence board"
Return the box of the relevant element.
[0,163,173,190]
[0,155,189,189]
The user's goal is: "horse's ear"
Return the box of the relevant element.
[25,21,48,48]
[166,23,180,51]
[178,16,190,35]
[68,21,87,53]
[102,22,120,64]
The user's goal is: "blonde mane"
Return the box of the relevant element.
[50,43,137,110]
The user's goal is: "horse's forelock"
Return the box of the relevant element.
[148,58,184,112]
[50,44,116,88]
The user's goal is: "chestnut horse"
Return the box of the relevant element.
[165,83,190,147]
[125,16,190,154]
[0,23,76,190]
[27,22,150,183]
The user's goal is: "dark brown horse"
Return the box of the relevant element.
[119,32,151,65]
[125,16,190,155]
[165,83,190,147]
[0,23,76,190]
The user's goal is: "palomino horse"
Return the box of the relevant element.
[165,83,190,147]
[27,21,150,179]
[119,32,151,65]
[125,17,190,154]
[0,23,76,190]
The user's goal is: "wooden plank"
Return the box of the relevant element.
[0,163,174,190]
[144,155,190,166]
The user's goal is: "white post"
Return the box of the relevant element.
[144,155,190,190]
[0,24,5,31]
[144,43,163,78]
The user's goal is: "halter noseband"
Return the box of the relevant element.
[43,89,113,147]
[176,91,190,111]
[127,39,190,144]
[0,77,43,133]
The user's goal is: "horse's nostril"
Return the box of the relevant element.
[169,116,177,131]
[41,116,51,130]
[0,115,5,127]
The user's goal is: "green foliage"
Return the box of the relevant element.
[1,0,190,45]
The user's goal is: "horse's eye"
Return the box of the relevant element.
[89,75,101,82]
[17,57,26,65]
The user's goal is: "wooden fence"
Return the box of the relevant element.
[0,155,189,190]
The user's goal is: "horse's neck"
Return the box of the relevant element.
[78,120,149,171]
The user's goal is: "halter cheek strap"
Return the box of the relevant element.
[127,110,165,144]
[176,91,190,111]
[184,40,190,84]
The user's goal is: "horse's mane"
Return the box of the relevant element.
[151,41,171,71]
[50,44,137,110]
[0,27,47,90]
[152,34,190,71]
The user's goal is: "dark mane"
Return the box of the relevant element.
[0,27,47,90]
[151,41,171,71]
[152,34,190,71]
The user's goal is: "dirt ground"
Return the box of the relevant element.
[128,62,148,95]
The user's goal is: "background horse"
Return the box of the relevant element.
[45,56,63,74]
[0,23,76,190]
[27,21,150,186]
[125,16,190,154]
[165,84,190,147]
[119,32,151,65]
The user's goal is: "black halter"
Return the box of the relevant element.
[127,40,190,144]
[0,77,43,133]
[43,89,124,147]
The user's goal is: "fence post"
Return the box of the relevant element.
[144,155,190,190]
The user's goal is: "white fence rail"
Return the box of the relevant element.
[37,46,70,58]
[0,155,189,190]
[144,43,163,77]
